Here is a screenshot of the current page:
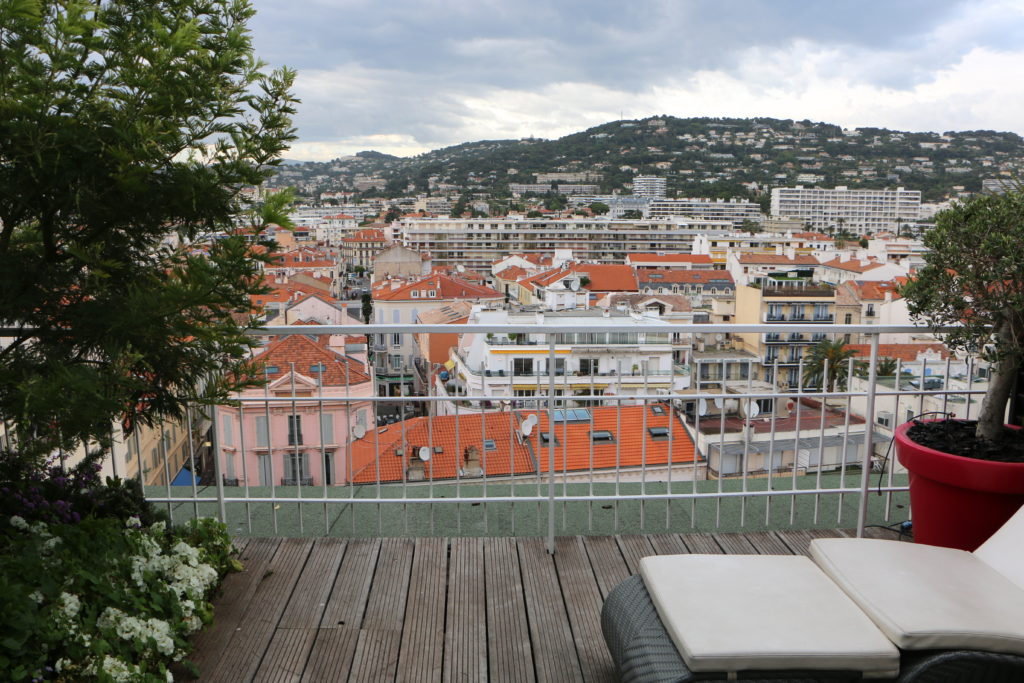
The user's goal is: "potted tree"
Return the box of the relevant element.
[898,189,1024,550]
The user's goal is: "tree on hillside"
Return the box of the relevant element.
[0,0,297,461]
[589,202,610,215]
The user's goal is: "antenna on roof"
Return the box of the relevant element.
[418,446,431,462]
[352,424,367,440]
[521,414,538,437]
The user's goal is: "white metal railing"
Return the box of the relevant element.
[130,323,979,552]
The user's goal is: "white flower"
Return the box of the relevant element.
[58,592,81,618]
[101,655,141,682]
[166,670,174,682]
[125,515,141,528]
[9,515,28,530]
[55,658,70,673]
[41,536,62,553]
[149,520,166,533]
[28,591,43,604]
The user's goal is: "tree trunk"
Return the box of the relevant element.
[977,320,1021,441]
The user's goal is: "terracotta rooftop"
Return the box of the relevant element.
[819,257,885,273]
[350,405,696,484]
[847,343,950,363]
[252,334,371,386]
[372,273,502,302]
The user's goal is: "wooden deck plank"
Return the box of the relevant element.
[646,533,689,556]
[553,537,616,683]
[711,532,757,555]
[190,537,281,676]
[320,538,381,630]
[278,538,346,629]
[615,535,656,574]
[581,535,631,599]
[484,537,536,683]
[775,528,846,556]
[346,538,414,682]
[348,630,402,683]
[442,538,487,683]
[680,532,724,554]
[396,538,447,683]
[252,628,317,683]
[299,629,359,683]
[206,538,315,683]
[744,530,793,555]
[518,538,585,683]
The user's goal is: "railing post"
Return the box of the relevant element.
[856,333,881,537]
[210,405,227,524]
[547,336,557,555]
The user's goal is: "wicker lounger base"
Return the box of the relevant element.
[601,574,1024,683]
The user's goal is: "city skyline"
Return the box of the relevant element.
[250,0,1024,160]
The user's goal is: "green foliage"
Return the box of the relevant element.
[900,190,1024,437]
[802,339,864,392]
[361,293,373,324]
[621,210,643,220]
[0,515,238,681]
[0,0,297,462]
[588,202,610,215]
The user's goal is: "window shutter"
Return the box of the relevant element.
[221,415,233,446]
[255,415,269,448]
[320,413,334,444]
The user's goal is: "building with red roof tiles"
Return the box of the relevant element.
[636,269,734,306]
[726,252,821,287]
[214,333,374,488]
[625,253,715,270]
[315,213,358,245]
[515,263,638,308]
[341,227,389,271]
[349,404,697,484]
[370,274,502,398]
[835,278,910,344]
[266,292,361,327]
[817,255,908,286]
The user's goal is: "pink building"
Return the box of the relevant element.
[215,333,373,487]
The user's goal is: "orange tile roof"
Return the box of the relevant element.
[847,278,906,301]
[494,265,528,281]
[738,254,820,266]
[819,257,885,273]
[626,253,715,265]
[523,263,639,292]
[846,343,950,362]
[372,273,501,301]
[343,228,387,242]
[350,405,696,484]
[637,269,735,285]
[253,334,371,386]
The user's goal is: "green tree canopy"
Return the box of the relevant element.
[0,0,297,459]
[802,339,864,392]
[588,202,610,215]
[900,190,1024,440]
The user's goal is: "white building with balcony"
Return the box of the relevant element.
[770,185,921,233]
[439,308,690,414]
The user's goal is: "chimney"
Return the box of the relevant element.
[839,252,851,263]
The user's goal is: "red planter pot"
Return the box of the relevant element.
[895,421,1024,551]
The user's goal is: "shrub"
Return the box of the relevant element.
[0,515,237,681]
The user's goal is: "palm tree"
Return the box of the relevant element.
[802,339,865,391]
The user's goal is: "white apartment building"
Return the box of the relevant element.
[647,198,763,229]
[633,176,667,198]
[440,308,690,414]
[770,185,921,233]
[395,217,734,272]
[314,213,358,245]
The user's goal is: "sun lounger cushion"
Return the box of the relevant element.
[640,554,900,677]
[811,537,1024,656]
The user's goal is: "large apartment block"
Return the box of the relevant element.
[394,217,733,271]
[632,175,667,198]
[647,197,763,229]
[770,185,921,233]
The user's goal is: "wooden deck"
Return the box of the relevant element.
[189,527,904,682]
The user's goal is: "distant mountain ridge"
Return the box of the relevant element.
[269,116,1024,203]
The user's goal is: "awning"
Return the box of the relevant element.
[444,359,456,370]
[171,466,198,487]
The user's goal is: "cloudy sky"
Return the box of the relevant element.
[249,0,1024,161]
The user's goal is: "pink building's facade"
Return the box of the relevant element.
[214,333,374,487]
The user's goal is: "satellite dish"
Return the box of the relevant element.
[747,400,761,418]
[456,264,465,273]
[713,397,725,409]
[418,446,431,462]
[697,399,708,416]
[715,333,725,342]
[352,424,367,439]
[568,279,580,291]
[521,414,538,436]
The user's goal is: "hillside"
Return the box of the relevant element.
[267,116,1024,203]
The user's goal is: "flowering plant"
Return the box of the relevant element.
[0,515,237,681]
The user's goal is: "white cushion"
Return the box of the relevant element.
[811,537,1024,655]
[974,503,1024,591]
[640,554,899,677]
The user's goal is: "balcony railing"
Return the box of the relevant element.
[118,322,982,550]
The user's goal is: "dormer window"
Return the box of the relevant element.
[411,290,420,298]
[428,290,437,297]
